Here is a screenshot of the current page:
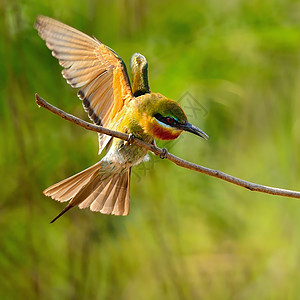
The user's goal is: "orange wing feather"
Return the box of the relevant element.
[35,15,134,153]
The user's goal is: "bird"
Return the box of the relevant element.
[35,15,209,223]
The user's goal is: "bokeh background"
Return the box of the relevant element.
[2,0,300,299]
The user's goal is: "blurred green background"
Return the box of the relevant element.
[1,0,300,299]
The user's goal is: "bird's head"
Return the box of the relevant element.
[139,93,209,141]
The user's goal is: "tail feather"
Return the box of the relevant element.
[51,172,96,202]
[67,172,103,207]
[50,204,73,223]
[44,161,131,222]
[100,172,127,215]
[78,175,117,211]
[57,173,95,201]
[112,168,130,215]
[83,169,131,215]
[44,162,102,202]
[78,178,109,209]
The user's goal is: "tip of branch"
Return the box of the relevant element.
[35,93,42,108]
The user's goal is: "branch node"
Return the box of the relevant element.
[159,148,168,159]
[125,133,135,146]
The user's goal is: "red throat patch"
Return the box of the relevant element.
[152,123,181,140]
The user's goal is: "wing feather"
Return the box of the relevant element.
[35,15,134,153]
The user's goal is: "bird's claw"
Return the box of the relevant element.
[159,148,168,159]
[125,133,135,146]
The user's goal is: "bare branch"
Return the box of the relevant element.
[35,93,300,199]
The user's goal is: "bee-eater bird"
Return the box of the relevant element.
[35,15,209,223]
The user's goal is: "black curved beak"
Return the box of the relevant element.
[178,122,209,140]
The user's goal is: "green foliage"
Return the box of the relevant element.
[1,0,300,298]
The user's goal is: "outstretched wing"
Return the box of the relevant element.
[35,15,134,153]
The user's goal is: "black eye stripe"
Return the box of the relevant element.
[154,113,180,127]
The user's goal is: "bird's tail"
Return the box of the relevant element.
[44,161,131,223]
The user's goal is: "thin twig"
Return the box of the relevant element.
[35,93,300,199]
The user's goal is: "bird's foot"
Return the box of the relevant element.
[125,133,135,146]
[159,148,168,159]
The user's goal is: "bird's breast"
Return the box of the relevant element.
[104,139,149,168]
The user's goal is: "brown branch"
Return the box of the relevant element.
[35,93,300,199]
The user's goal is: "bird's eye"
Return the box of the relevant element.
[154,113,179,127]
[166,117,174,124]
